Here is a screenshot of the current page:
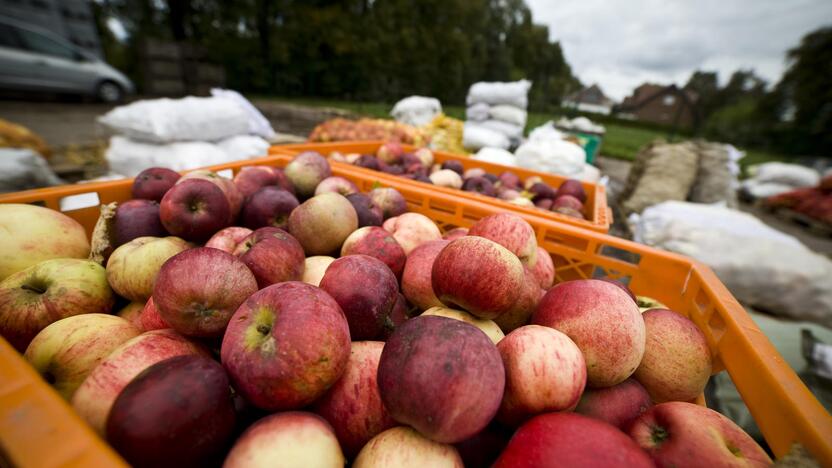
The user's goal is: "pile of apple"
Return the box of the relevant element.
[330,141,591,220]
[0,152,773,468]
[308,118,430,146]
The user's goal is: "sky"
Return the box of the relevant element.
[526,0,832,101]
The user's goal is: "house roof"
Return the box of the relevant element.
[564,84,613,106]
[619,83,698,111]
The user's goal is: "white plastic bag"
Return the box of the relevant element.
[514,140,585,176]
[748,162,820,188]
[466,103,490,122]
[528,121,565,143]
[630,201,832,327]
[210,88,275,140]
[472,147,517,167]
[390,96,442,127]
[479,119,524,139]
[0,148,63,193]
[216,135,270,160]
[466,80,531,108]
[739,179,795,199]
[489,105,527,126]
[462,123,510,151]
[99,96,252,143]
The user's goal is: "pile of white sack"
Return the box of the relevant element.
[100,89,274,177]
[739,162,822,200]
[555,116,605,135]
[464,80,531,150]
[390,96,442,127]
[629,201,832,327]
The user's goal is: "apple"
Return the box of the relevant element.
[233,227,306,288]
[160,179,231,241]
[535,198,554,210]
[302,256,335,287]
[422,306,504,344]
[241,187,299,230]
[0,259,114,351]
[132,167,180,202]
[0,204,90,281]
[340,227,406,279]
[498,171,521,189]
[529,246,555,289]
[494,413,654,468]
[496,325,586,426]
[233,165,294,199]
[314,176,358,197]
[354,426,463,468]
[106,355,236,467]
[600,278,637,302]
[554,206,586,219]
[319,255,398,340]
[400,240,448,311]
[468,213,537,266]
[355,154,382,171]
[523,176,543,190]
[462,176,496,196]
[414,147,434,167]
[376,141,404,164]
[112,199,166,247]
[312,341,396,458]
[498,187,521,201]
[494,266,543,333]
[483,173,498,184]
[634,309,712,402]
[382,212,442,255]
[369,187,407,219]
[552,194,584,212]
[205,227,252,253]
[441,160,464,175]
[284,151,332,198]
[430,169,463,189]
[432,236,525,320]
[378,316,505,443]
[532,279,646,388]
[223,412,344,468]
[117,302,144,330]
[454,423,512,468]
[382,293,412,339]
[557,179,587,203]
[442,227,468,240]
[220,282,350,410]
[179,169,243,219]
[346,193,384,227]
[528,182,557,201]
[630,402,771,467]
[24,314,140,399]
[106,236,191,302]
[139,296,170,331]
[288,192,358,255]
[153,247,258,337]
[509,197,535,207]
[574,378,653,431]
[71,329,205,434]
[463,168,486,179]
[637,295,668,313]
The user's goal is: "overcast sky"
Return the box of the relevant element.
[527,0,832,101]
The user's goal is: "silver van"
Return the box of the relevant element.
[0,16,134,102]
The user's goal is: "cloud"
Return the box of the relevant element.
[527,0,832,100]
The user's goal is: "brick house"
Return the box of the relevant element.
[562,84,614,115]
[617,83,699,128]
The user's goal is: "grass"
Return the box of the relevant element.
[264,97,790,170]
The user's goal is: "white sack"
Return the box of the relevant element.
[466,80,531,108]
[99,96,252,143]
[573,164,601,183]
[463,123,510,151]
[472,147,517,167]
[748,162,820,188]
[0,148,63,193]
[479,119,524,139]
[216,135,270,160]
[489,105,527,126]
[630,201,832,327]
[739,179,795,199]
[514,139,585,177]
[466,103,490,122]
[210,88,275,140]
[390,96,442,127]
[528,121,565,143]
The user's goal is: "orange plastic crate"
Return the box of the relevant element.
[1,153,830,466]
[269,141,613,233]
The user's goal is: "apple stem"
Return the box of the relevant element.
[651,425,669,445]
[21,284,46,294]
[257,324,271,335]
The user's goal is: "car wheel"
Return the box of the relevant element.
[96,81,123,103]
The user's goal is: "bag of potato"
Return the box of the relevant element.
[620,141,699,214]
[688,141,739,207]
[0,118,51,158]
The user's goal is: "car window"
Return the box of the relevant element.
[16,27,76,60]
[0,24,21,49]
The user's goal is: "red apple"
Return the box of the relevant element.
[288,192,358,255]
[453,423,512,468]
[463,167,487,179]
[355,154,382,171]
[106,355,236,467]
[529,182,557,201]
[494,266,543,333]
[401,239,449,311]
[382,212,442,255]
[382,292,411,339]
[205,227,252,253]
[113,199,166,247]
[233,227,305,288]
[442,227,468,240]
[233,165,295,199]
[414,147,434,167]
[302,256,335,287]
[494,412,654,468]
[284,151,332,198]
[132,167,180,202]
[0,259,114,351]
[224,412,344,467]
[468,213,538,266]
[630,402,771,467]
[634,309,712,402]
[441,160,464,175]
[340,226,406,279]
[153,247,258,337]
[117,302,144,330]
[552,194,584,212]
[71,329,205,434]
[220,282,351,410]
[575,378,653,431]
[139,297,170,331]
[241,186,299,230]
[432,236,525,320]
[497,325,586,426]
[498,171,521,189]
[160,179,231,241]
[524,176,543,190]
[354,427,463,468]
[376,141,404,164]
[557,179,587,203]
[378,316,505,443]
[600,278,638,302]
[368,188,407,219]
[179,169,243,220]
[312,341,396,458]
[554,206,586,219]
[314,176,359,197]
[533,279,646,388]
[346,192,384,227]
[535,198,554,210]
[529,246,555,289]
[462,176,497,196]
[319,255,399,340]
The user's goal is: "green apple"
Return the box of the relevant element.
[106,236,191,302]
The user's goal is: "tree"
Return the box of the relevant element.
[684,70,718,125]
